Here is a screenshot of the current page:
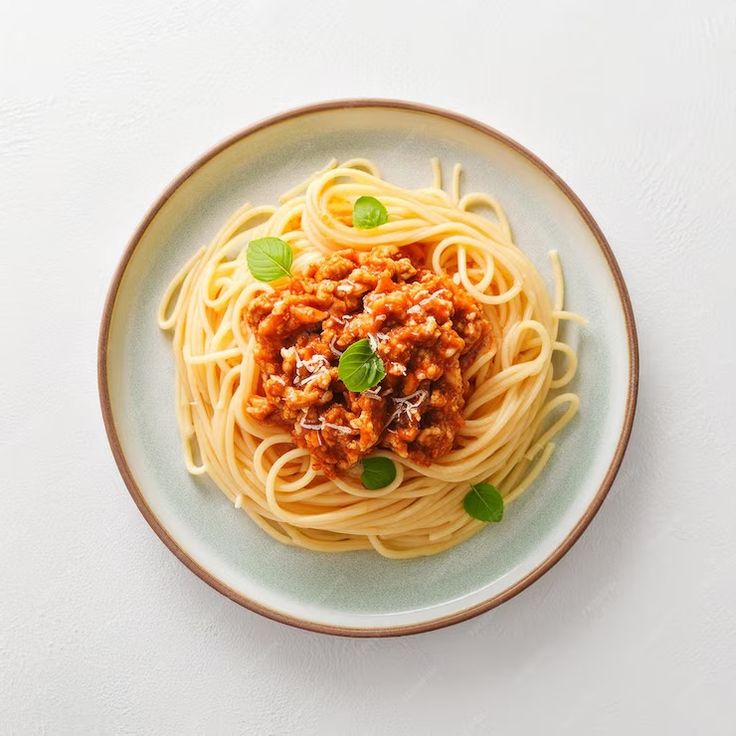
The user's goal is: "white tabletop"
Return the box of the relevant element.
[2,2,735,733]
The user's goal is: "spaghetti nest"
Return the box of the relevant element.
[158,159,583,558]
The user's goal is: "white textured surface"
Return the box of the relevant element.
[1,1,734,734]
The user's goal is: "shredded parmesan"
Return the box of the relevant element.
[299,410,356,435]
[299,417,324,431]
[387,389,428,425]
[322,422,354,434]
[296,353,330,372]
[328,336,343,356]
[299,370,330,387]
[407,288,450,315]
[394,389,428,408]
[293,351,332,386]
[421,289,448,305]
[367,331,390,352]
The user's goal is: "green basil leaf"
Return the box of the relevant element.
[463,483,504,522]
[337,338,385,392]
[352,196,389,229]
[247,237,293,282]
[361,456,397,490]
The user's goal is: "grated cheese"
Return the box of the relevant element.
[299,414,324,431]
[299,410,356,435]
[407,288,450,315]
[387,389,428,425]
[328,336,343,357]
[293,351,331,386]
[322,422,354,434]
[367,331,390,353]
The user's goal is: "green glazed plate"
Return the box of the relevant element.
[98,100,638,636]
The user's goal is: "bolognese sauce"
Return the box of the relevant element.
[245,246,491,476]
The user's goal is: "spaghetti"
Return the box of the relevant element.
[158,159,583,558]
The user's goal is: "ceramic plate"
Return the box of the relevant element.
[99,100,638,636]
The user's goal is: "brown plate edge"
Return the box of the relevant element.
[97,98,639,638]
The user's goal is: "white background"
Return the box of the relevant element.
[2,1,735,734]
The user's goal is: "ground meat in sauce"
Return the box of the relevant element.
[245,246,492,477]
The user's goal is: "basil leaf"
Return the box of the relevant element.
[463,483,504,522]
[247,237,293,282]
[338,339,385,392]
[352,196,388,229]
[361,457,397,490]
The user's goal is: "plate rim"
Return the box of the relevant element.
[98,98,639,637]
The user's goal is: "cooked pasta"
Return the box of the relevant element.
[158,159,583,558]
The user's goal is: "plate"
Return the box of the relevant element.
[98,100,638,636]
